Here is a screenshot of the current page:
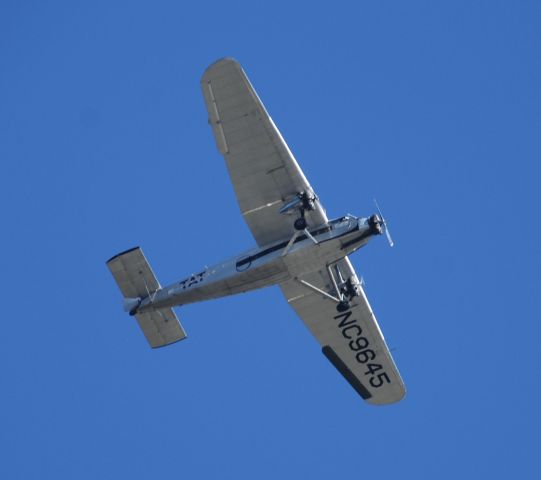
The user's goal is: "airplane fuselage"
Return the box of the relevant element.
[136,214,381,315]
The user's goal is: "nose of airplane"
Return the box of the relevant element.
[367,214,383,235]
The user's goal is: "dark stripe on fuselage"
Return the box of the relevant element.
[235,225,333,268]
[322,345,372,400]
[340,230,372,250]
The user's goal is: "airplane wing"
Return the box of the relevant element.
[201,58,328,246]
[280,257,406,405]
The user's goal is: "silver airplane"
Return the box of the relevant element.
[107,58,406,405]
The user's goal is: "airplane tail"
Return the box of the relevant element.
[106,247,187,348]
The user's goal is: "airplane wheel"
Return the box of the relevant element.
[336,301,350,313]
[294,218,307,230]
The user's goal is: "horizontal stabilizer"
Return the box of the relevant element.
[106,247,187,348]
[107,247,160,299]
[135,308,187,348]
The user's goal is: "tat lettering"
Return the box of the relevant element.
[178,271,206,290]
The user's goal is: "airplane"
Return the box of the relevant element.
[107,58,406,405]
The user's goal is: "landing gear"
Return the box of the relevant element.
[336,300,350,313]
[295,192,315,230]
[294,266,360,313]
[294,217,307,231]
[325,264,360,313]
[279,191,316,232]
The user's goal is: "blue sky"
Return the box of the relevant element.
[1,1,540,478]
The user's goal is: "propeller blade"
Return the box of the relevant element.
[373,198,384,219]
[385,227,394,247]
[373,198,394,247]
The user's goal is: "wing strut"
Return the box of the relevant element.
[295,278,341,303]
[327,264,344,302]
[281,228,318,257]
[294,261,351,309]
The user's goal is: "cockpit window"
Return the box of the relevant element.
[330,216,351,227]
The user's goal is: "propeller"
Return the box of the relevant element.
[373,199,394,247]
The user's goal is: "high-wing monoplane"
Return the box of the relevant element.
[107,58,406,405]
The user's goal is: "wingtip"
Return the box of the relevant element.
[366,384,407,406]
[201,57,241,81]
[106,246,141,265]
[150,335,188,349]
